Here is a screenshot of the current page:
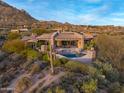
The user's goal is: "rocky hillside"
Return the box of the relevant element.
[34,21,124,34]
[0,0,37,28]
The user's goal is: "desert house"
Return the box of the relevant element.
[23,31,94,53]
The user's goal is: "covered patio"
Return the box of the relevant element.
[55,40,78,48]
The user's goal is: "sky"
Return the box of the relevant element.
[4,0,124,26]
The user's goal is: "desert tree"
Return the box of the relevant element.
[95,35,124,70]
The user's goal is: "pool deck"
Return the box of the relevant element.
[71,51,93,63]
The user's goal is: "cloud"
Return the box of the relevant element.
[41,8,99,25]
[84,0,101,3]
[5,0,124,25]
[40,3,110,25]
[110,18,124,22]
[111,12,124,16]
[78,14,98,24]
[92,15,124,26]
[91,5,109,13]
[24,0,111,25]
[104,12,124,25]
[27,0,35,2]
[74,4,109,24]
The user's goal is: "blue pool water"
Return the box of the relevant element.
[62,53,79,58]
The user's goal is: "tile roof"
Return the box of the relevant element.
[55,32,82,40]
[37,33,54,40]
[84,33,94,40]
[36,32,83,41]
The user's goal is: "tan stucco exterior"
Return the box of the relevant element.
[38,32,84,49]
[25,32,85,49]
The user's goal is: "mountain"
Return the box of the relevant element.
[0,0,124,33]
[0,0,38,28]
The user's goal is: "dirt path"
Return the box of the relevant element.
[8,73,30,89]
[7,70,65,93]
[28,72,65,93]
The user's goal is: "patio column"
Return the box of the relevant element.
[57,40,62,47]
[78,38,84,49]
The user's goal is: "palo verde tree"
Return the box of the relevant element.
[2,39,26,53]
[95,35,124,70]
[7,32,21,40]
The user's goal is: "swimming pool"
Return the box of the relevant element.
[62,53,79,58]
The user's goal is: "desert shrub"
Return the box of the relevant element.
[65,61,89,74]
[59,58,69,65]
[55,86,65,93]
[15,76,32,93]
[120,86,124,93]
[41,86,66,93]
[94,61,119,77]
[26,49,39,60]
[81,79,97,93]
[108,82,121,93]
[53,58,68,67]
[93,61,120,82]
[93,60,103,70]
[65,61,98,75]
[20,49,39,61]
[0,51,6,61]
[7,32,21,40]
[101,63,119,82]
[42,54,49,62]
[72,87,80,93]
[119,72,124,83]
[84,40,95,50]
[97,76,110,89]
[102,63,113,73]
[47,89,52,93]
[30,64,41,75]
[2,39,26,53]
[0,75,9,87]
[60,72,85,91]
[105,69,119,82]
[88,66,97,76]
[53,59,62,67]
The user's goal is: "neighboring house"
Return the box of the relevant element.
[19,28,29,32]
[21,34,37,47]
[51,28,63,32]
[11,28,29,33]
[11,29,19,33]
